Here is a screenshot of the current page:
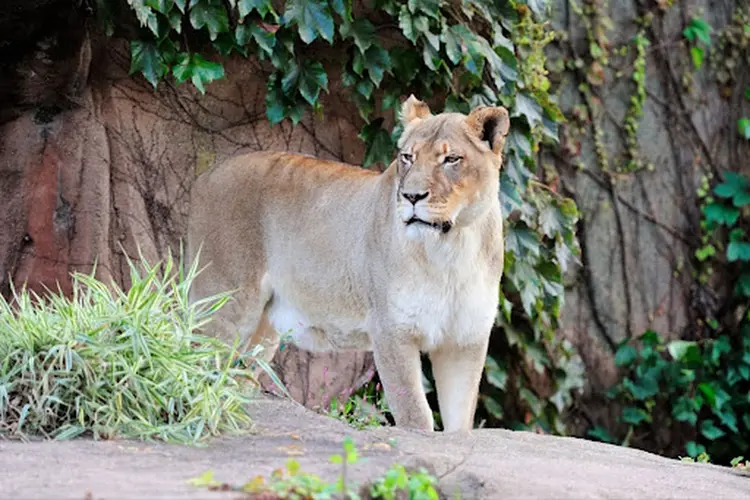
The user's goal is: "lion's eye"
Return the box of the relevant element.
[443,155,463,165]
[400,153,414,164]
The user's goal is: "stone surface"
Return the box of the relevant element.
[1,397,748,499]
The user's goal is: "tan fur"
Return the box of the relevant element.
[186,96,510,432]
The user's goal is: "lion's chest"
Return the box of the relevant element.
[387,265,500,351]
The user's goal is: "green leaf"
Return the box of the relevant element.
[499,171,524,216]
[621,406,649,426]
[672,397,698,425]
[145,0,173,14]
[173,52,225,94]
[512,93,544,128]
[738,118,750,140]
[614,344,637,367]
[238,0,273,18]
[297,60,328,105]
[407,0,441,20]
[265,76,285,125]
[359,119,394,169]
[484,356,507,390]
[683,17,712,45]
[686,441,706,458]
[398,6,418,43]
[703,202,740,226]
[362,45,392,86]
[667,340,700,363]
[329,0,352,21]
[130,0,160,35]
[129,40,167,88]
[700,419,726,440]
[283,0,334,44]
[482,395,504,419]
[189,1,230,41]
[505,225,540,258]
[587,425,615,444]
[698,382,716,408]
[236,23,276,54]
[727,241,750,262]
[690,46,704,68]
[538,204,566,239]
[339,18,375,54]
[174,0,187,13]
[622,375,659,400]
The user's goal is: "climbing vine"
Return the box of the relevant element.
[581,6,750,465]
[95,0,582,433]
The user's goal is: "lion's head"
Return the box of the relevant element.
[392,95,510,237]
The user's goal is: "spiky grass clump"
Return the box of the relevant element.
[0,251,255,444]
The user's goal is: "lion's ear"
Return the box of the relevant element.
[400,95,432,127]
[466,106,510,156]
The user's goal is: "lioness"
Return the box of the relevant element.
[186,96,509,432]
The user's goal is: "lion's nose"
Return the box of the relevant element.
[402,191,429,205]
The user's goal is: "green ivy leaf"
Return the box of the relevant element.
[130,0,160,35]
[690,46,704,68]
[362,45,392,86]
[339,19,375,54]
[622,375,659,400]
[329,0,353,21]
[236,23,276,54]
[703,202,740,226]
[621,406,649,426]
[174,0,187,13]
[614,344,638,367]
[587,425,615,443]
[727,241,750,262]
[499,172,524,216]
[265,76,285,125]
[683,17,712,46]
[238,0,273,18]
[672,397,698,425]
[145,0,173,14]
[505,225,541,258]
[482,395,504,419]
[359,119,394,169]
[700,419,725,440]
[512,93,544,128]
[189,1,230,41]
[172,52,225,94]
[738,118,750,140]
[297,60,329,105]
[407,0,441,20]
[667,340,700,363]
[283,0,334,44]
[538,204,566,239]
[485,356,508,390]
[129,40,167,88]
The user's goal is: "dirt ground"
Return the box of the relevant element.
[1,396,748,499]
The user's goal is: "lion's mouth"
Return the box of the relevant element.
[405,217,453,234]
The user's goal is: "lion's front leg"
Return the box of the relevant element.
[372,331,434,431]
[429,338,490,432]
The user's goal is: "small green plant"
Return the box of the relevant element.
[189,436,443,499]
[325,381,391,430]
[0,250,256,443]
[683,16,712,69]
